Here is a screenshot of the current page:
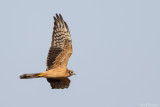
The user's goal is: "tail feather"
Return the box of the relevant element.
[20,73,43,79]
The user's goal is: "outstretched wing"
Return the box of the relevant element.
[47,77,70,89]
[46,14,72,70]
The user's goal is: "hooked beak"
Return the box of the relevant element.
[73,72,76,75]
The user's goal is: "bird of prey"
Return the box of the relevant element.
[20,14,75,89]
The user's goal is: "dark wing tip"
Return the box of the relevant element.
[59,14,64,23]
[59,14,63,20]
[59,13,62,17]
[53,16,57,21]
[56,13,59,17]
[56,14,60,20]
[64,21,69,31]
[53,13,63,20]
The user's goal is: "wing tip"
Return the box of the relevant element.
[53,13,64,21]
[53,16,56,20]
[53,13,69,30]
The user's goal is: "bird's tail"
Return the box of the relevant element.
[20,73,44,79]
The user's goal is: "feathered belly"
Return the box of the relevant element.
[43,69,69,78]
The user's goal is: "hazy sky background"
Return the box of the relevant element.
[0,0,160,107]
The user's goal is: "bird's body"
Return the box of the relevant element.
[20,14,75,89]
[41,68,70,78]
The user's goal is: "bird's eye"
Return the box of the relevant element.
[69,71,72,74]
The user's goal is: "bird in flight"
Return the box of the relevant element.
[20,14,75,89]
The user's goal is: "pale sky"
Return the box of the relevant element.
[0,0,160,107]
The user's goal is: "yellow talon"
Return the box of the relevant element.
[38,74,43,77]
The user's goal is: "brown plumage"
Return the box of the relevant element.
[20,14,75,89]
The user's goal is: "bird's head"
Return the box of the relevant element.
[67,69,76,76]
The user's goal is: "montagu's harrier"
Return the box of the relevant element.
[20,14,75,89]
